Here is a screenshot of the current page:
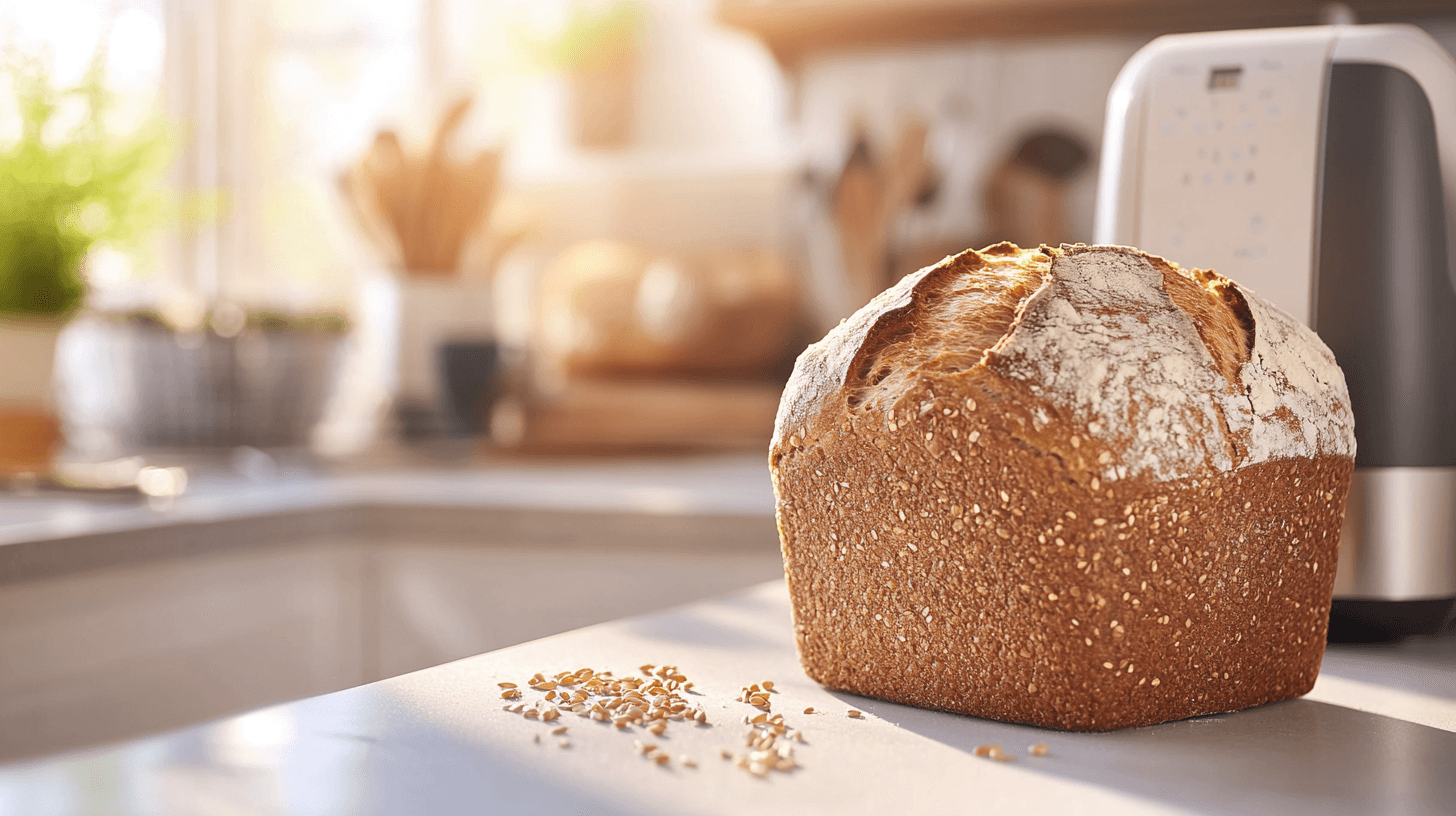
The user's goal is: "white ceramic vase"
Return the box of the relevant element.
[393,275,494,406]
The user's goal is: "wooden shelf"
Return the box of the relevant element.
[717,0,1456,66]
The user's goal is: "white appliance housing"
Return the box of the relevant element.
[1096,24,1456,639]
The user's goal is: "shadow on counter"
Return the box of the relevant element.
[830,692,1455,816]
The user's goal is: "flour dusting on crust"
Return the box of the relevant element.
[1237,289,1357,465]
[985,245,1353,482]
[988,248,1235,481]
[771,243,1355,485]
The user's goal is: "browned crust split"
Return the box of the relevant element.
[769,242,1355,731]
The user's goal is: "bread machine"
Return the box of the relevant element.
[1095,23,1456,640]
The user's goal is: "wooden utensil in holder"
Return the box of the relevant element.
[831,120,939,309]
[338,96,505,277]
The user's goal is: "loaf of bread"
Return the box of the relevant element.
[769,243,1355,731]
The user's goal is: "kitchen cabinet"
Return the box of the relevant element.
[0,458,782,762]
[0,545,366,760]
[0,522,781,763]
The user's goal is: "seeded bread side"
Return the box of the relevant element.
[769,243,1355,730]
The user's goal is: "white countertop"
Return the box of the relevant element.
[1,580,1452,816]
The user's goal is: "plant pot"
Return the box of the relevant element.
[0,314,65,473]
[568,64,635,149]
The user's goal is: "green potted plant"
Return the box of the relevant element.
[523,1,645,149]
[0,53,170,472]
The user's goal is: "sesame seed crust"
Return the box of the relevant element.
[769,243,1355,731]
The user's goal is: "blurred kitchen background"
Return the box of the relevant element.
[1,0,1453,467]
[4,0,1456,767]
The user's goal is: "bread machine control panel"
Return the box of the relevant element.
[1133,33,1333,324]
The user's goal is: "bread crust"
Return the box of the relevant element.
[769,243,1355,730]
